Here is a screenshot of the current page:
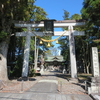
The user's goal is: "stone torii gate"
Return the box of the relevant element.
[15,20,85,78]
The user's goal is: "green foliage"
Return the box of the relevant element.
[93,40,100,43]
[62,10,70,20]
[81,0,100,32]
[22,28,27,31]
[0,0,51,79]
[33,6,47,21]
[70,14,82,20]
[0,0,47,40]
[0,31,8,41]
[78,73,92,80]
[10,54,23,77]
[62,10,70,30]
[29,69,36,77]
[81,0,100,50]
[59,36,69,60]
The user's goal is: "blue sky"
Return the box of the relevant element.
[35,0,84,50]
[35,0,84,20]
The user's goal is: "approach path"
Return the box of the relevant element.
[0,71,93,100]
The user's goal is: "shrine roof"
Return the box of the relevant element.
[45,56,65,62]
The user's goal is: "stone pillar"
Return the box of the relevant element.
[69,26,77,78]
[22,27,31,77]
[91,47,100,77]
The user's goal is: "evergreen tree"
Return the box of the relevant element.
[0,0,49,80]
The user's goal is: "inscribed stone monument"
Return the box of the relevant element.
[91,47,100,77]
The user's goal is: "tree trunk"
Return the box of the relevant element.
[86,66,89,74]
[82,59,86,73]
[84,65,86,74]
[0,41,9,81]
[86,62,90,74]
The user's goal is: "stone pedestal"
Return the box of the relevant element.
[40,65,44,74]
[86,77,100,94]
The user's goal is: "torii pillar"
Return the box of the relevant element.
[22,27,31,77]
[69,26,77,78]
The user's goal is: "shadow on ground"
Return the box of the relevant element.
[17,77,36,81]
[56,73,71,81]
